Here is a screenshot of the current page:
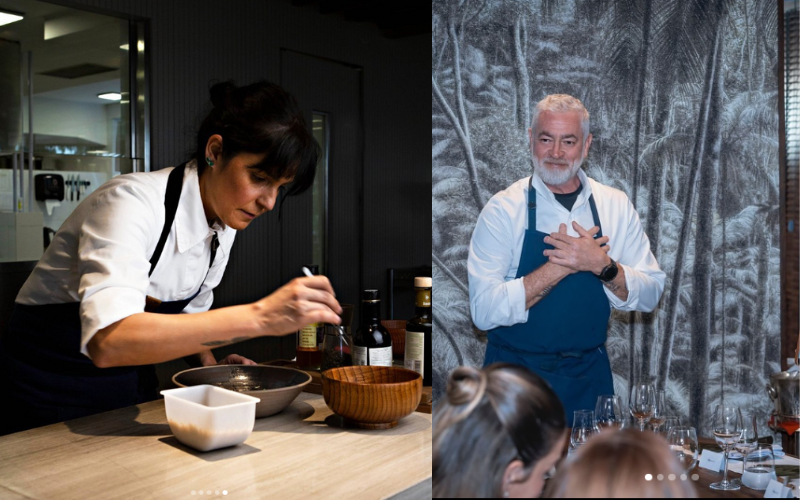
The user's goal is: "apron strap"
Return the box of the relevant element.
[149,162,187,277]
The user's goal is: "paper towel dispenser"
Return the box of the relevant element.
[34,174,64,201]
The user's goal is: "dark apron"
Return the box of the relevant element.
[483,178,614,420]
[0,163,218,435]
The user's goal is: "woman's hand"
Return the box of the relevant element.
[253,276,342,336]
[215,354,257,366]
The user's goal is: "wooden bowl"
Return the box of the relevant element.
[381,320,407,359]
[172,365,311,418]
[321,366,422,429]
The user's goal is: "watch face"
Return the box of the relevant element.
[600,260,618,281]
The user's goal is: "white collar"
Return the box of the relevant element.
[174,160,230,257]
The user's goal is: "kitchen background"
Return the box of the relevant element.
[0,0,431,388]
[432,0,798,437]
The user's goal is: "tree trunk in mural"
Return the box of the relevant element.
[689,23,724,426]
[658,5,724,394]
[512,15,530,131]
[431,0,486,210]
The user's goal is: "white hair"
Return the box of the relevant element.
[530,94,590,141]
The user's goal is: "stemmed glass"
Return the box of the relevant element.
[663,416,681,436]
[710,405,743,491]
[570,410,598,454]
[629,384,655,432]
[649,390,667,432]
[666,426,699,473]
[731,412,758,486]
[595,395,624,430]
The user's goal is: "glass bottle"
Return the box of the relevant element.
[404,277,432,386]
[352,290,392,367]
[296,264,322,370]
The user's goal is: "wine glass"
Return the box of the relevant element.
[666,426,699,473]
[628,384,655,432]
[710,405,743,491]
[595,395,624,430]
[663,416,681,436]
[570,410,597,454]
[649,390,667,432]
[731,412,758,486]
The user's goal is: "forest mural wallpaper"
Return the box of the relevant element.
[432,0,781,434]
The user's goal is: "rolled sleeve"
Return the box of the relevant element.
[77,183,159,357]
[605,200,666,312]
[468,197,528,331]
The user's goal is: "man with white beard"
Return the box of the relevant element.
[467,94,666,418]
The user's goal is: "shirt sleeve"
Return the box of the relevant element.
[468,196,528,331]
[77,181,160,357]
[605,198,666,312]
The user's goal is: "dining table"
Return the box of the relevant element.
[0,390,432,499]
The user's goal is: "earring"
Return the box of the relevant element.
[205,157,214,167]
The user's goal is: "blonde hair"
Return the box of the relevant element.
[531,94,590,141]
[433,364,566,498]
[544,429,697,498]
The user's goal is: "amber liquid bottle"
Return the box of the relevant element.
[296,265,322,370]
[352,290,392,366]
[404,277,432,386]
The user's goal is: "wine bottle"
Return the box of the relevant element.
[404,277,432,386]
[296,265,322,370]
[352,290,392,367]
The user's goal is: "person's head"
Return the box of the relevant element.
[433,363,567,498]
[528,94,592,188]
[545,428,697,498]
[195,80,319,230]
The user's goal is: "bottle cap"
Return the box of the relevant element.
[362,289,380,302]
[414,277,432,288]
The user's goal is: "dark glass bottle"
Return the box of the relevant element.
[296,265,322,370]
[404,277,432,386]
[352,290,392,367]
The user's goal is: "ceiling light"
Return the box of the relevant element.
[0,9,24,27]
[120,43,129,50]
[98,92,121,101]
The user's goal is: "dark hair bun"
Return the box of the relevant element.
[209,80,236,110]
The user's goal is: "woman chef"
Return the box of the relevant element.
[0,81,341,434]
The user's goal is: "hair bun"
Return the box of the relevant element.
[209,80,237,109]
[447,366,487,409]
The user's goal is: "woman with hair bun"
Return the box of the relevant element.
[433,363,567,498]
[1,80,341,434]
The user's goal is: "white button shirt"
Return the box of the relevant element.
[16,161,235,357]
[468,169,666,332]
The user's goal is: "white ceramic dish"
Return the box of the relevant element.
[161,385,260,452]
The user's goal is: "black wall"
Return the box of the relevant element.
[49,0,430,385]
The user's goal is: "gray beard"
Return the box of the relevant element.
[532,156,583,187]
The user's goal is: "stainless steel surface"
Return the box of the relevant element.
[766,369,800,417]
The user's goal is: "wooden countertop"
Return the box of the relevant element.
[0,392,432,500]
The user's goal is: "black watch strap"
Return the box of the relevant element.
[596,258,618,282]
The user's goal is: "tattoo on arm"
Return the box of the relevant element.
[539,285,554,297]
[202,336,252,347]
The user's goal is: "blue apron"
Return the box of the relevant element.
[0,163,218,435]
[483,177,614,419]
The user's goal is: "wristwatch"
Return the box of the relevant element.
[596,258,618,282]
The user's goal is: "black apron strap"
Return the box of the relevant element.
[149,162,187,277]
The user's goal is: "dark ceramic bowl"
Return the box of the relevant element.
[172,365,311,418]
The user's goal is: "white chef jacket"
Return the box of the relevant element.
[468,169,665,332]
[16,160,236,357]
